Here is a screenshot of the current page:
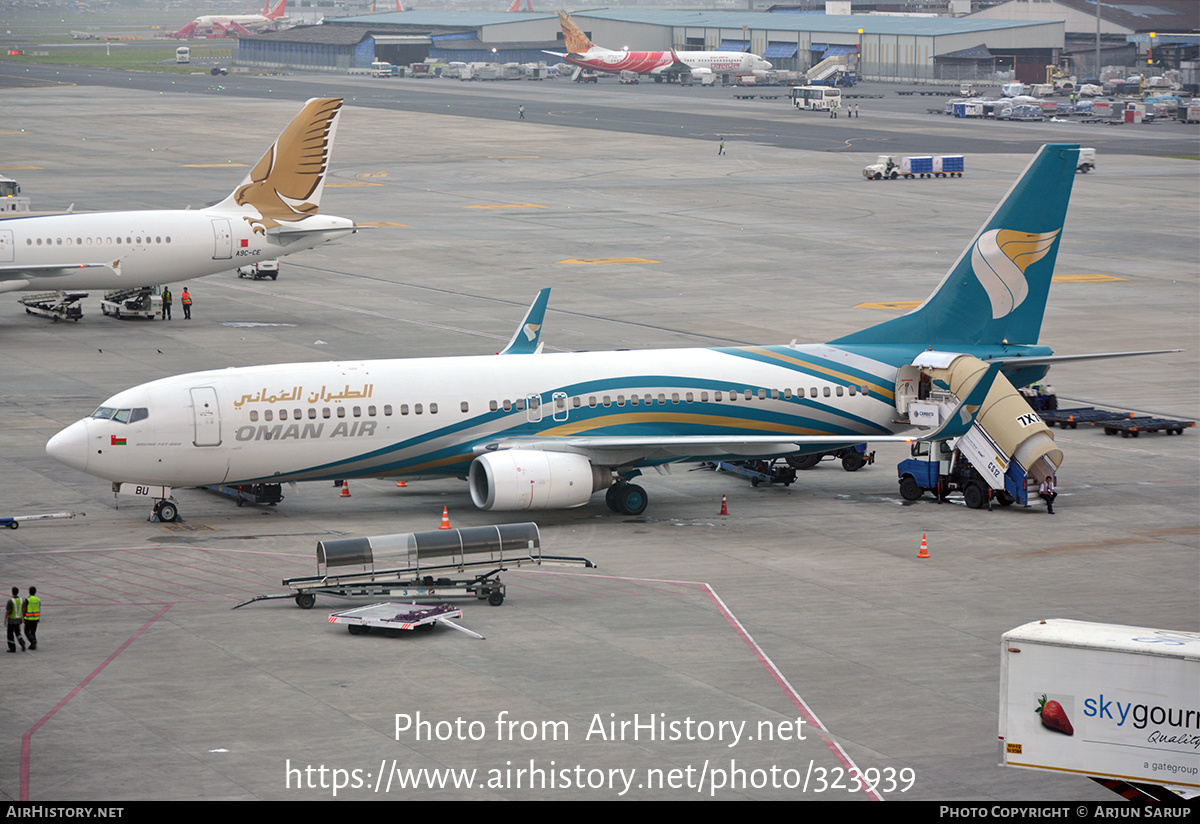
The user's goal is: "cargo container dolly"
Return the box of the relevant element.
[1041,407,1193,436]
[233,523,594,610]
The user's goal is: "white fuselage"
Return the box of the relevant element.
[0,209,354,293]
[47,344,905,489]
[566,47,770,76]
[193,14,271,29]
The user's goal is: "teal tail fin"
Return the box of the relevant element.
[832,144,1080,348]
[499,288,550,355]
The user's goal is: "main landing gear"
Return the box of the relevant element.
[605,481,648,516]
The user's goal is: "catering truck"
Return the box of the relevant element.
[999,619,1199,800]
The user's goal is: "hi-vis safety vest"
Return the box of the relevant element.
[24,596,39,621]
[6,597,21,622]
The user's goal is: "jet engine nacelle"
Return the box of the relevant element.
[468,450,608,511]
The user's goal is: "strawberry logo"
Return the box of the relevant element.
[1037,694,1074,735]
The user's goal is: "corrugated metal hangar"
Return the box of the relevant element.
[238,9,1064,82]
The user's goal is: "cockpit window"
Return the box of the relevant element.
[90,406,148,424]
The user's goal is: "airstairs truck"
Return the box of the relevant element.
[895,352,1060,509]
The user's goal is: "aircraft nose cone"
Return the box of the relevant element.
[47,420,89,473]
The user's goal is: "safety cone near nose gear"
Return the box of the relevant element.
[340,480,351,498]
[396,480,407,487]
[439,506,451,529]
[720,494,728,516]
[918,534,929,559]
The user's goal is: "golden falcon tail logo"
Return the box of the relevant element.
[522,323,541,342]
[971,228,1060,319]
[235,98,343,235]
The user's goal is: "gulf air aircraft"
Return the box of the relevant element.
[547,10,771,82]
[0,98,354,296]
[171,0,288,39]
[47,145,1163,522]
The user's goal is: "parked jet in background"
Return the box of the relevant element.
[0,98,355,296]
[48,145,1157,523]
[547,10,771,82]
[171,0,287,39]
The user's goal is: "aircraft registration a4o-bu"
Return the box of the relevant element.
[47,145,1164,521]
[0,98,354,296]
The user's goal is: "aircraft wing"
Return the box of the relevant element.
[0,262,118,291]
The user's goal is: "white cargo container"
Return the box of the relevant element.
[999,619,1200,793]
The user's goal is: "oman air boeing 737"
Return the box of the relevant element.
[0,97,354,298]
[47,145,1171,522]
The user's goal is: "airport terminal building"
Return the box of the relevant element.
[237,9,1067,83]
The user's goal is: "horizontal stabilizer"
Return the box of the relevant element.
[990,349,1183,368]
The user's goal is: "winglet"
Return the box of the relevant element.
[499,288,550,355]
[215,98,344,232]
[919,362,1001,442]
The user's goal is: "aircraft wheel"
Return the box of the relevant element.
[156,501,179,523]
[964,484,986,510]
[899,476,924,501]
[842,452,865,472]
[617,484,648,516]
[605,483,622,513]
[787,454,822,470]
[488,590,505,606]
[296,593,316,610]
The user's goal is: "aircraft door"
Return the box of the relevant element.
[552,392,569,422]
[0,230,12,263]
[190,386,222,447]
[211,219,232,260]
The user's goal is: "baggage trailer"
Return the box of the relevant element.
[328,602,484,640]
[1102,416,1193,437]
[234,522,594,610]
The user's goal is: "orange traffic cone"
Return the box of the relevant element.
[918,533,929,558]
[396,480,407,487]
[719,494,728,516]
[340,480,351,498]
[439,506,451,529]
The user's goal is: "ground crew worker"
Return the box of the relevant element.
[1039,475,1057,515]
[23,586,39,650]
[181,287,192,320]
[6,587,24,652]
[518,105,525,120]
[161,287,173,320]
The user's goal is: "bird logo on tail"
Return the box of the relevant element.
[234,98,343,234]
[971,228,1060,319]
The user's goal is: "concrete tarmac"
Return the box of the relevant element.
[0,85,1196,802]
